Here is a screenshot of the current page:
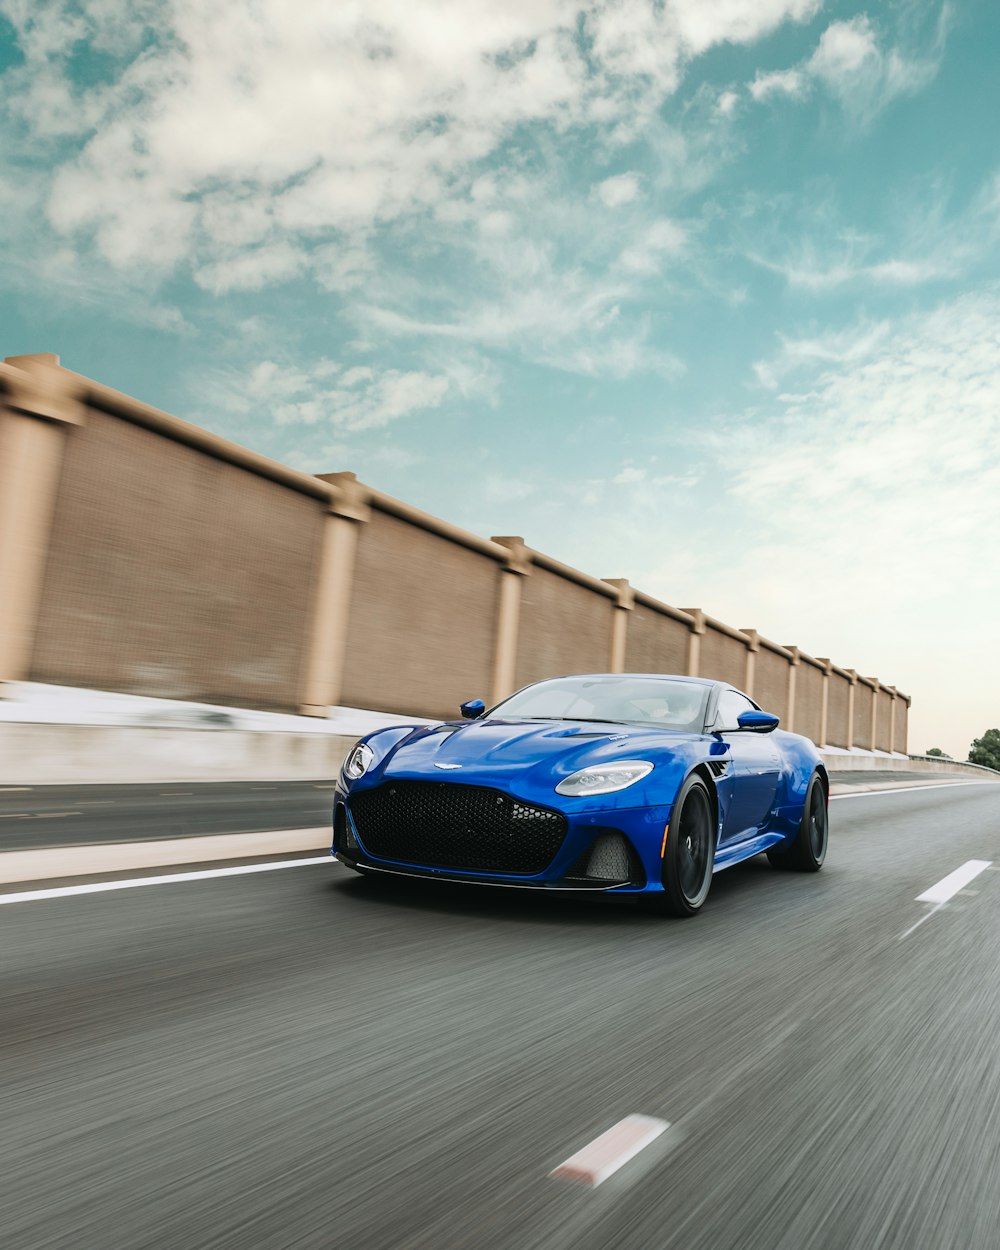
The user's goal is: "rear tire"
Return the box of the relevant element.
[660,774,715,917]
[767,772,828,872]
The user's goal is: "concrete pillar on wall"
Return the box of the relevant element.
[604,579,634,673]
[740,630,759,698]
[0,355,84,691]
[869,678,880,752]
[785,647,799,734]
[684,609,705,677]
[817,659,832,747]
[298,474,371,716]
[846,670,857,750]
[888,687,897,754]
[490,537,531,705]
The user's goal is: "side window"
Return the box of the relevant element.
[714,689,756,732]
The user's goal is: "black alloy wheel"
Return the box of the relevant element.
[661,774,715,917]
[767,771,828,872]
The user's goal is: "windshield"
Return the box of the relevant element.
[489,676,710,732]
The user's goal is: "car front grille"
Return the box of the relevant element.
[348,781,567,874]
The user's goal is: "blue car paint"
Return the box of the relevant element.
[331,675,826,898]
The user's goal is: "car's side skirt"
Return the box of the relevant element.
[713,830,788,872]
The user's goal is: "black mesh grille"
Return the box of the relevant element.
[348,781,567,874]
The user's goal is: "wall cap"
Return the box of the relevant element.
[603,578,635,610]
[0,358,86,426]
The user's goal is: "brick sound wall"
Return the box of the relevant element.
[515,567,614,689]
[625,603,690,675]
[340,508,500,719]
[30,409,324,709]
[795,659,825,744]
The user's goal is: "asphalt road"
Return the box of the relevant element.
[0,780,336,851]
[4,780,1000,1249]
[0,772,983,851]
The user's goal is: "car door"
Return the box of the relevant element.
[713,688,782,845]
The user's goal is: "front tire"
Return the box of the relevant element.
[767,772,828,872]
[660,774,715,917]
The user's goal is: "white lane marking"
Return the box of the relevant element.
[550,1115,669,1187]
[899,859,993,940]
[899,904,946,941]
[0,856,334,906]
[0,787,33,792]
[0,811,81,819]
[831,781,999,801]
[916,859,992,904]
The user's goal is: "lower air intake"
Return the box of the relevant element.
[585,833,631,881]
[348,781,567,874]
[568,832,636,883]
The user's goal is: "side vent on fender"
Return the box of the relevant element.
[706,760,730,778]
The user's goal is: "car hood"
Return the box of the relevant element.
[359,717,711,803]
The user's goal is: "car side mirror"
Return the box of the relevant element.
[737,710,780,733]
[460,698,486,720]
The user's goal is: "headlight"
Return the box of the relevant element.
[555,760,653,797]
[344,742,374,780]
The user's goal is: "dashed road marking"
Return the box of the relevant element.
[916,859,992,903]
[550,1115,669,1187]
[900,859,993,940]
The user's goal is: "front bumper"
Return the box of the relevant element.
[332,786,672,893]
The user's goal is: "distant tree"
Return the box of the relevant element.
[925,747,950,758]
[968,729,1000,771]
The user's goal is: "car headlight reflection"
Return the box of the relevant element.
[344,742,375,780]
[555,760,653,797]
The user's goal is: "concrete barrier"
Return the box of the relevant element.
[821,750,997,778]
[0,722,356,785]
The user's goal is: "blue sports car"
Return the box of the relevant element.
[331,673,829,916]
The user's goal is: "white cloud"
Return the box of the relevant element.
[196,242,305,294]
[0,0,823,278]
[619,218,687,274]
[211,356,453,432]
[207,346,500,436]
[596,172,641,208]
[749,68,806,101]
[716,89,740,116]
[740,161,1000,296]
[0,0,835,391]
[807,14,942,118]
[746,10,947,121]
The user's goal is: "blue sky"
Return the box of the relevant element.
[2,0,999,757]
